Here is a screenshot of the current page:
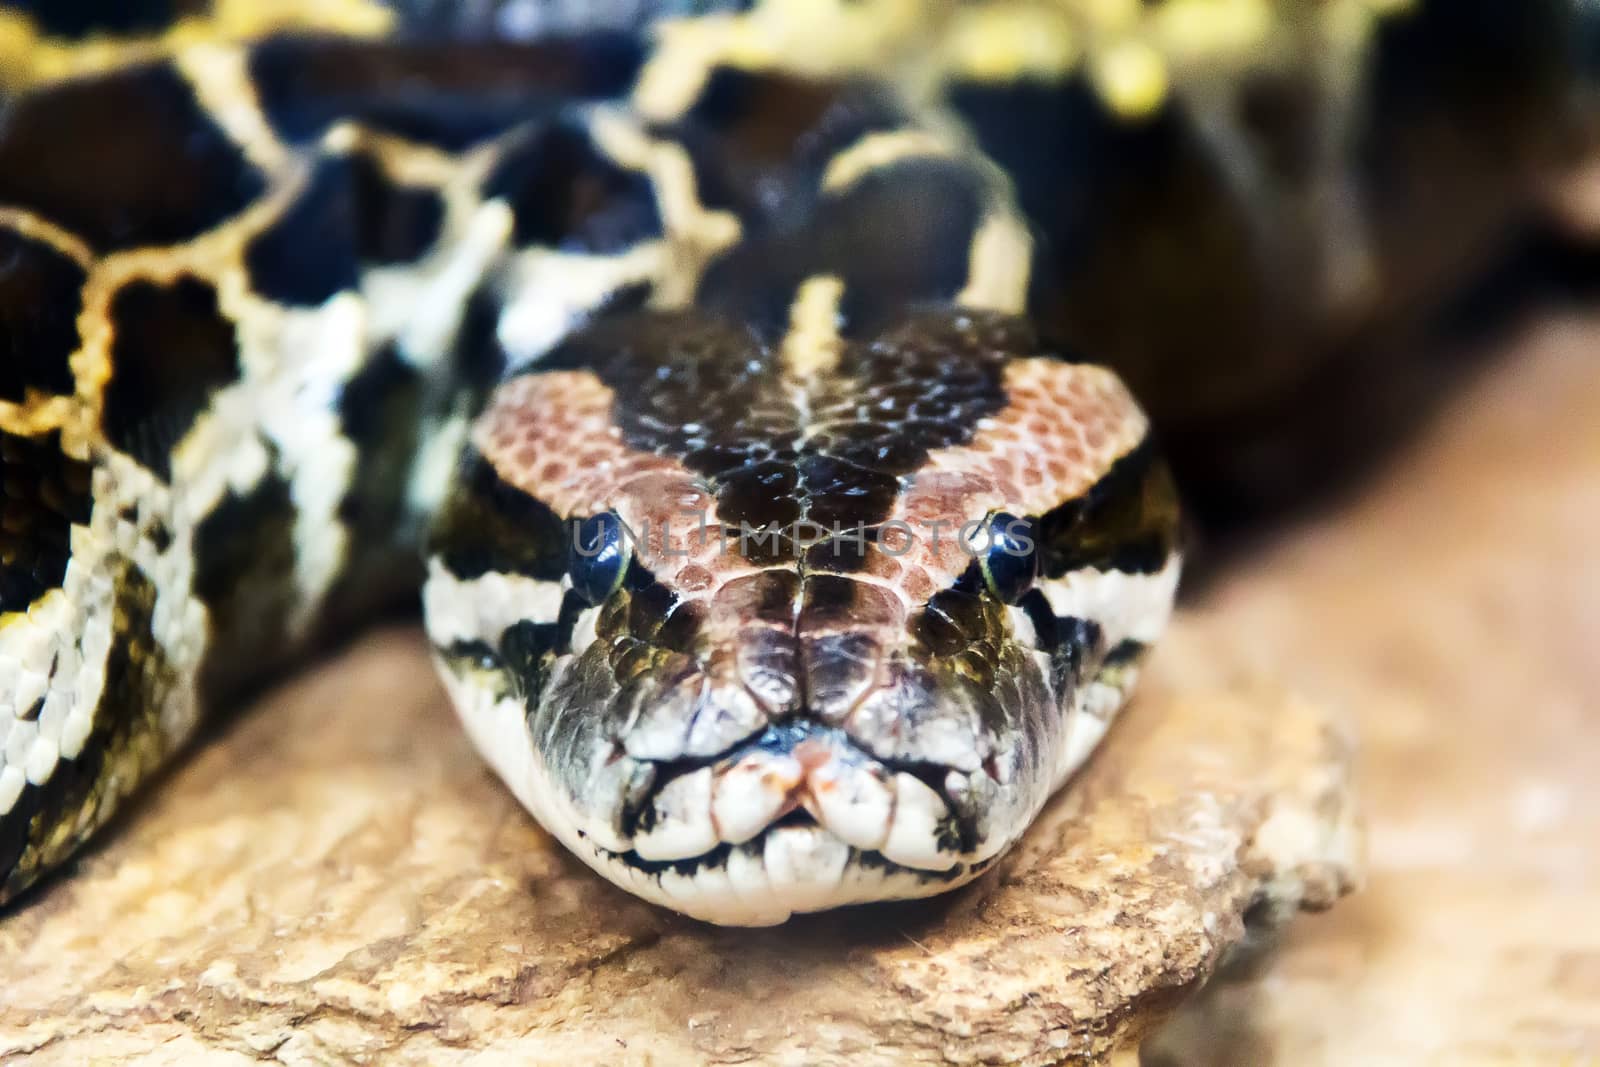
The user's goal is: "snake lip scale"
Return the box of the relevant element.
[628,723,985,856]
[7,0,1561,925]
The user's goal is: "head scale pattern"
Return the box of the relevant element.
[425,302,1180,924]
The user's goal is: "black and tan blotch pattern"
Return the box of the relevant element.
[0,10,665,904]
[0,0,1582,914]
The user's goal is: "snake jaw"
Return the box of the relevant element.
[616,715,990,877]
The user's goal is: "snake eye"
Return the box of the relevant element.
[978,511,1038,604]
[569,511,630,605]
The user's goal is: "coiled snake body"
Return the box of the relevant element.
[0,1,1576,924]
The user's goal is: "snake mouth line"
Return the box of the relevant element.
[585,832,997,885]
[613,718,985,871]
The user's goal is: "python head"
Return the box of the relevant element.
[424,307,1180,925]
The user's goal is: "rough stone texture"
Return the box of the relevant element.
[0,524,1362,1053]
[6,301,1594,1063]
[1151,310,1600,1064]
[0,628,1355,1066]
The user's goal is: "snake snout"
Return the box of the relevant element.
[625,717,976,872]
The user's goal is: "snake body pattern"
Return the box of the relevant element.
[0,1,1580,924]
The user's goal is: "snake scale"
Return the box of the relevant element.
[0,0,1582,925]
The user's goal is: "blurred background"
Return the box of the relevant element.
[0,1,1595,1060]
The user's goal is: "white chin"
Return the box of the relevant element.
[433,652,997,925]
[588,825,989,927]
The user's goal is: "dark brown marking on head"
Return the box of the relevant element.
[0,428,92,615]
[101,276,240,481]
[0,62,267,252]
[483,118,662,252]
[531,306,1013,554]
[803,528,872,573]
[0,226,86,403]
[809,311,1023,471]
[797,572,876,632]
[712,569,801,630]
[249,33,647,150]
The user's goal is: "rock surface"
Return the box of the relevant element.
[1147,309,1600,1064]
[10,302,1595,1064]
[0,560,1358,1057]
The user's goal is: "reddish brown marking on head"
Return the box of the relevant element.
[877,358,1147,589]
